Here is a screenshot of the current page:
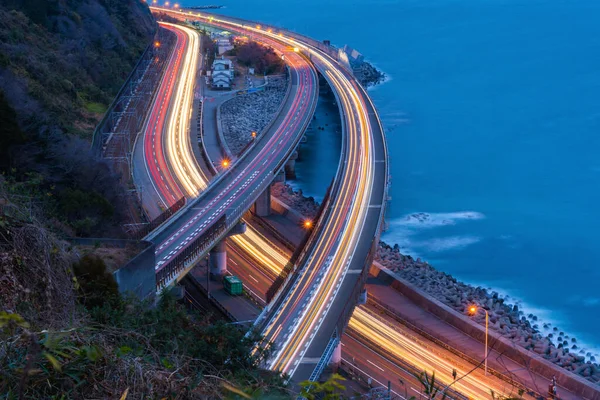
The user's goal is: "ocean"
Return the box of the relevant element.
[184,0,600,354]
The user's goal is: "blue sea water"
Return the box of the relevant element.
[185,0,600,352]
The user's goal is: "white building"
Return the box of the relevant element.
[211,57,233,89]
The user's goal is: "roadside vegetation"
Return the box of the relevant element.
[0,0,155,238]
[227,40,285,75]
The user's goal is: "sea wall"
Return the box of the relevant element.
[369,262,600,399]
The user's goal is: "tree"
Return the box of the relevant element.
[299,373,346,400]
[72,254,119,309]
[415,371,448,400]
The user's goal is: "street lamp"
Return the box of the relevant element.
[469,305,489,375]
[221,159,230,168]
[251,131,257,139]
[303,219,313,229]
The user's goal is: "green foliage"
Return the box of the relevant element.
[235,41,285,75]
[83,101,107,114]
[72,254,119,309]
[0,311,30,336]
[0,293,289,399]
[56,188,114,235]
[414,371,447,400]
[299,373,346,400]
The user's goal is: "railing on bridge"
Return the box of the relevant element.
[132,196,186,240]
[155,166,283,291]
[156,214,226,289]
[264,179,334,303]
[298,331,340,399]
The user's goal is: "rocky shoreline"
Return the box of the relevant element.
[376,242,600,384]
[353,61,386,88]
[270,182,319,219]
[221,51,600,385]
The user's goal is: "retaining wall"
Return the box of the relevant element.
[369,262,600,400]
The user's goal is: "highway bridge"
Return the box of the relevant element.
[133,7,388,385]
[118,9,600,400]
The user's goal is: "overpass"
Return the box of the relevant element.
[126,11,600,399]
[148,8,389,384]
[138,13,319,295]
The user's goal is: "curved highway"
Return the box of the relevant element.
[142,15,318,290]
[135,22,207,217]
[150,8,388,383]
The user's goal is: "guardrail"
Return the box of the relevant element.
[90,39,154,155]
[264,178,333,303]
[132,196,186,240]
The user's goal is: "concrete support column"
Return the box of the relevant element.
[358,288,368,305]
[274,169,286,183]
[329,342,342,371]
[285,151,298,180]
[254,185,271,217]
[210,239,227,279]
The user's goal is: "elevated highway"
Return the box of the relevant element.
[134,11,599,399]
[140,11,318,292]
[150,8,389,383]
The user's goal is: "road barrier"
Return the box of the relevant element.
[131,196,186,240]
[264,179,334,304]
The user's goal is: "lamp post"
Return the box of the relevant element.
[469,305,489,375]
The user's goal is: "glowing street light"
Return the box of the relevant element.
[165,1,170,6]
[468,305,489,376]
[174,3,179,8]
[251,131,257,139]
[154,41,161,48]
[293,47,300,53]
[221,159,230,168]
[303,220,313,229]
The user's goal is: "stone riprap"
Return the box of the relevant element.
[376,242,600,385]
[270,182,319,219]
[220,75,287,156]
[353,61,386,88]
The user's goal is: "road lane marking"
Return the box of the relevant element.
[367,359,384,372]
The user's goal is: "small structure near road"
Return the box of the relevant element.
[216,36,233,55]
[211,57,233,89]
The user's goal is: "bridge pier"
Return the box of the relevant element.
[358,288,367,305]
[284,151,298,180]
[274,169,286,183]
[210,222,247,279]
[253,185,271,217]
[329,342,342,372]
[210,239,227,279]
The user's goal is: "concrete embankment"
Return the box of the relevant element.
[368,262,600,400]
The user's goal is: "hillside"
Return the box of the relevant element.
[0,3,300,398]
[0,0,155,237]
